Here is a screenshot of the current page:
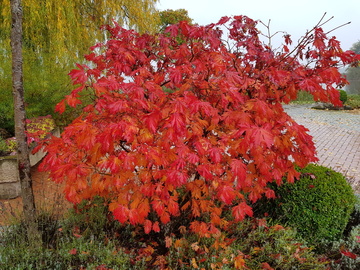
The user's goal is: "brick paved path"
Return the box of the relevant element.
[283,104,360,192]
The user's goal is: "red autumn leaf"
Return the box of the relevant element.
[55,99,66,114]
[197,164,213,180]
[143,110,162,134]
[208,147,222,163]
[128,209,140,225]
[284,34,292,45]
[217,16,230,25]
[265,188,276,199]
[69,63,88,85]
[218,185,236,205]
[251,126,274,148]
[160,211,171,224]
[113,205,129,223]
[152,199,165,216]
[108,100,129,114]
[341,249,357,260]
[313,28,326,50]
[165,24,179,37]
[152,221,160,233]
[170,67,182,85]
[69,248,77,255]
[144,219,152,234]
[167,112,186,133]
[232,202,253,221]
[167,197,180,216]
[73,232,82,238]
[231,159,247,184]
[261,262,275,270]
[187,153,200,164]
[65,94,82,108]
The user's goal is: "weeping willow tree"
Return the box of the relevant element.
[0,0,160,132]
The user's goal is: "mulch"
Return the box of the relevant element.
[0,163,71,226]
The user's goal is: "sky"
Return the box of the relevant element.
[157,0,360,51]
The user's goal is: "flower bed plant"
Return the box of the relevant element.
[0,115,55,156]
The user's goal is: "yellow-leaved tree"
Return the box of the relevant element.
[0,0,160,130]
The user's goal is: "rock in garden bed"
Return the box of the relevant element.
[311,102,353,110]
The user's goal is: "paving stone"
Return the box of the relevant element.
[284,104,360,192]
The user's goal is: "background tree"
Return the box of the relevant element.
[3,0,159,246]
[345,40,360,94]
[10,0,40,244]
[158,9,193,31]
[39,16,359,263]
[0,0,160,134]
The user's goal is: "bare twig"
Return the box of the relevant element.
[325,21,351,35]
[277,12,352,63]
[259,19,286,48]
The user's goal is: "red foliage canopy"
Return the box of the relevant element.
[40,16,359,236]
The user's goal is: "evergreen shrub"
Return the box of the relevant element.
[339,89,348,104]
[255,164,356,245]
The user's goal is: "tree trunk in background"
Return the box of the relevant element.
[10,0,40,244]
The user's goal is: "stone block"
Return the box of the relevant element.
[0,181,21,199]
[0,157,19,183]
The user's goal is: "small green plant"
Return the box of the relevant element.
[61,196,121,240]
[339,89,348,104]
[228,218,329,269]
[320,223,360,270]
[255,164,356,246]
[0,116,56,156]
[0,137,17,156]
[0,136,8,155]
[333,227,360,269]
[5,137,17,154]
[26,115,56,144]
[344,194,360,237]
[0,101,15,136]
